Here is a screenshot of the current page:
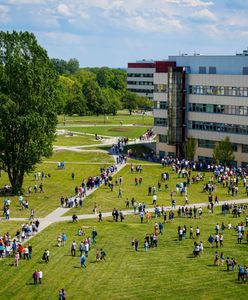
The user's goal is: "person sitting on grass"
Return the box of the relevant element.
[100,248,106,261]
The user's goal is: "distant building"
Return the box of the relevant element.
[126,60,155,100]
[152,50,248,166]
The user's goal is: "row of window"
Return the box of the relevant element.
[154,101,167,110]
[127,73,153,78]
[189,103,248,115]
[188,121,248,135]
[198,139,238,151]
[199,66,216,74]
[127,89,153,94]
[189,85,248,97]
[154,84,168,93]
[127,81,153,86]
[154,118,167,126]
[197,66,248,75]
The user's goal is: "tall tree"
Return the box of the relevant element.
[183,137,197,160]
[0,31,58,194]
[67,58,80,74]
[122,91,138,115]
[213,136,235,165]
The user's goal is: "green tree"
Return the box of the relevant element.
[183,137,197,160]
[0,31,58,194]
[51,58,68,74]
[122,91,138,115]
[67,58,80,74]
[213,136,235,165]
[82,79,105,116]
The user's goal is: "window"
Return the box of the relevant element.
[154,101,167,109]
[199,66,206,74]
[242,144,248,153]
[154,118,167,126]
[198,139,215,149]
[158,135,167,143]
[209,66,216,74]
[189,85,248,98]
[189,121,248,135]
[243,67,248,75]
[232,144,238,152]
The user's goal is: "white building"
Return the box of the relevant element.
[152,51,248,166]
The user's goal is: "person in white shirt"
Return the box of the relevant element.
[38,270,43,284]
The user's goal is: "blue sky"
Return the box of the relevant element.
[0,0,248,67]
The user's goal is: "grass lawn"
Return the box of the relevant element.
[53,133,102,147]
[44,150,114,164]
[0,221,24,238]
[66,165,248,216]
[57,110,153,126]
[62,126,151,139]
[0,209,247,299]
[0,163,110,219]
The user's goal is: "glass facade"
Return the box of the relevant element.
[189,85,248,97]
[127,81,153,86]
[127,73,153,77]
[198,139,215,149]
[154,101,167,109]
[154,118,167,126]
[188,121,248,135]
[154,84,167,93]
[188,103,248,115]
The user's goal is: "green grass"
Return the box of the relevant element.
[65,165,248,216]
[0,163,110,219]
[53,133,102,147]
[0,209,247,299]
[61,126,150,139]
[57,110,153,126]
[0,221,24,238]
[44,150,114,164]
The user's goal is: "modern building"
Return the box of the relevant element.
[152,50,248,166]
[127,60,155,100]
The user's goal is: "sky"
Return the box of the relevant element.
[0,0,248,67]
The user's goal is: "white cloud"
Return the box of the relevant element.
[182,0,213,7]
[0,4,10,22]
[57,4,73,17]
[127,15,182,33]
[191,8,217,21]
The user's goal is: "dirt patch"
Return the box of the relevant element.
[108,127,129,132]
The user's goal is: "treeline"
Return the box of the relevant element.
[52,58,152,116]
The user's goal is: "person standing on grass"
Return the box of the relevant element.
[135,239,139,252]
[28,244,33,259]
[38,270,43,284]
[71,241,77,256]
[140,211,144,223]
[98,211,103,222]
[80,254,86,269]
[61,233,66,246]
[33,270,39,285]
[159,223,163,235]
[92,228,97,244]
[196,226,200,238]
[118,187,123,198]
[208,234,214,248]
[59,288,66,300]
[14,252,20,267]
